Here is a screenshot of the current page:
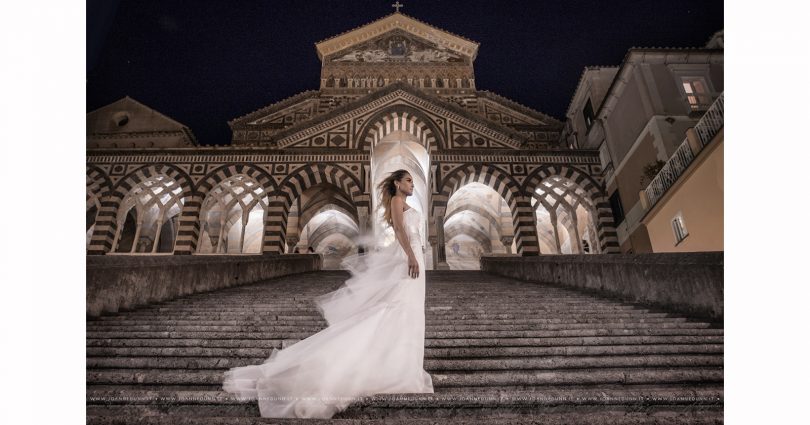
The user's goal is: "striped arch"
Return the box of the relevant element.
[86,165,111,211]
[265,163,364,254]
[86,166,112,249]
[445,222,493,253]
[522,165,619,253]
[433,164,538,256]
[87,164,193,255]
[308,222,359,252]
[181,164,277,254]
[356,105,444,152]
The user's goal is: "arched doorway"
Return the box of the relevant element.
[370,130,432,268]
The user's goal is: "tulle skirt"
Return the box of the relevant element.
[222,241,434,418]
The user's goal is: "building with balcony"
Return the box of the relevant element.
[640,93,724,252]
[561,36,723,253]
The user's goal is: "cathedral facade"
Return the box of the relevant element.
[86,12,620,269]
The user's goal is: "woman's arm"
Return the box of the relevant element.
[391,197,419,279]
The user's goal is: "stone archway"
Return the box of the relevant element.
[88,164,193,255]
[194,165,276,254]
[370,129,432,268]
[522,165,619,253]
[357,105,444,152]
[266,163,363,254]
[434,163,535,257]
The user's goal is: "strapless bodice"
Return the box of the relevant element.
[403,208,422,247]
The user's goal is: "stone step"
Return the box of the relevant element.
[87,354,724,371]
[91,316,692,325]
[87,367,724,387]
[87,343,724,358]
[86,328,724,340]
[86,334,724,348]
[86,405,723,425]
[159,294,635,309]
[85,322,712,333]
[94,311,676,320]
[128,304,651,317]
[86,386,723,410]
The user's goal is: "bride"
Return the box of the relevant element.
[223,169,435,418]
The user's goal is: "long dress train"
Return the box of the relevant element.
[222,208,434,418]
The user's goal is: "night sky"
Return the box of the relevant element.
[87,0,724,146]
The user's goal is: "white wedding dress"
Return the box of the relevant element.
[223,208,434,418]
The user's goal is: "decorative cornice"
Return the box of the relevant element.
[432,150,599,164]
[228,90,320,127]
[86,152,370,164]
[88,130,189,140]
[272,82,529,149]
[476,91,563,127]
[85,151,598,165]
[315,12,479,62]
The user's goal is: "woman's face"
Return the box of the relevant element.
[396,173,414,197]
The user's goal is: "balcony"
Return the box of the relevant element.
[642,92,724,209]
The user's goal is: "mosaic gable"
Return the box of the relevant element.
[329,30,467,63]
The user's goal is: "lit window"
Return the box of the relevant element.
[672,214,689,244]
[681,77,711,110]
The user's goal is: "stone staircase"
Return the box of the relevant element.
[86,270,724,424]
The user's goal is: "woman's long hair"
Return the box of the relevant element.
[377,169,410,227]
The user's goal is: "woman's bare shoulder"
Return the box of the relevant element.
[391,196,405,208]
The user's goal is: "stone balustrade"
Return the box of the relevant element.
[481,252,723,321]
[87,254,322,316]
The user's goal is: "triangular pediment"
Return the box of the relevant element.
[86,97,197,147]
[266,82,527,150]
[87,97,188,134]
[328,29,467,64]
[315,13,479,62]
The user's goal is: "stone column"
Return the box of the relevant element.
[436,214,446,263]
[514,196,540,256]
[88,193,122,255]
[262,195,288,254]
[109,215,125,253]
[151,215,165,253]
[130,219,144,253]
[215,217,227,254]
[428,236,438,270]
[173,194,203,255]
[550,212,562,254]
[287,236,300,254]
[501,236,514,254]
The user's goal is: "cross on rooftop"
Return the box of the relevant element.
[392,1,404,13]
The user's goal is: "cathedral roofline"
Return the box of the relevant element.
[87,96,192,131]
[228,90,320,128]
[87,96,199,146]
[476,91,563,126]
[314,12,480,62]
[267,81,533,148]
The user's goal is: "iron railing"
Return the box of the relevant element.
[695,92,724,147]
[643,141,695,207]
[642,92,723,209]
